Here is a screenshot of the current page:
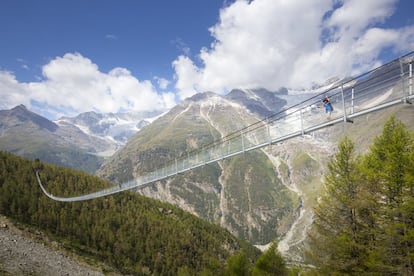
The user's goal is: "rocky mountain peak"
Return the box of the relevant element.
[0,105,58,132]
[55,109,163,145]
[225,88,287,118]
[11,104,28,111]
[186,91,218,102]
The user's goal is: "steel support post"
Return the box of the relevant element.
[341,85,347,122]
[351,88,355,114]
[241,131,245,152]
[410,62,413,96]
[267,121,271,146]
[341,85,352,123]
[400,58,408,101]
[227,140,230,155]
[300,109,305,135]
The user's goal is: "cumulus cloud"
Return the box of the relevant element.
[173,0,414,99]
[1,53,175,119]
[0,71,31,110]
[154,76,170,90]
[2,0,413,119]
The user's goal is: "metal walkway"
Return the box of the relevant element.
[36,51,414,202]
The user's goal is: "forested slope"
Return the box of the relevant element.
[0,152,261,275]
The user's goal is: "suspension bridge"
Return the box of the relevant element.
[36,51,414,202]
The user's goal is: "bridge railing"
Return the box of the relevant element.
[156,53,413,180]
[118,53,414,197]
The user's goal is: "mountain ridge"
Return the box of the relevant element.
[55,109,164,147]
[0,104,58,132]
[0,104,166,173]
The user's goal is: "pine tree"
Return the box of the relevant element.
[362,115,414,274]
[252,242,287,276]
[307,136,369,274]
[224,252,251,276]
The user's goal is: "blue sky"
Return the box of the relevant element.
[1,0,224,83]
[1,0,413,120]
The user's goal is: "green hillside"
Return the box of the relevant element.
[0,151,261,275]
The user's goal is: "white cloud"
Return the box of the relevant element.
[171,37,191,56]
[0,71,31,110]
[161,92,177,109]
[105,34,118,40]
[154,76,170,90]
[173,0,414,97]
[173,55,202,99]
[17,58,30,70]
[0,53,175,119]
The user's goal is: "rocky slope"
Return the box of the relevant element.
[0,215,119,276]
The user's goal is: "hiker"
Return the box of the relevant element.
[322,96,333,120]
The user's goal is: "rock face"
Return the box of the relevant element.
[267,134,332,262]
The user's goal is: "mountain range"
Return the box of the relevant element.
[0,87,293,174]
[1,82,413,263]
[56,109,163,147]
[0,104,164,173]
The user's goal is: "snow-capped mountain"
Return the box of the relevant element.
[55,110,165,147]
[0,105,111,173]
[0,105,166,173]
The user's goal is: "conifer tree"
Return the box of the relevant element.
[307,136,368,274]
[223,252,251,276]
[308,116,414,274]
[362,115,414,274]
[252,242,287,276]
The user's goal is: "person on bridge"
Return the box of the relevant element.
[322,96,333,120]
